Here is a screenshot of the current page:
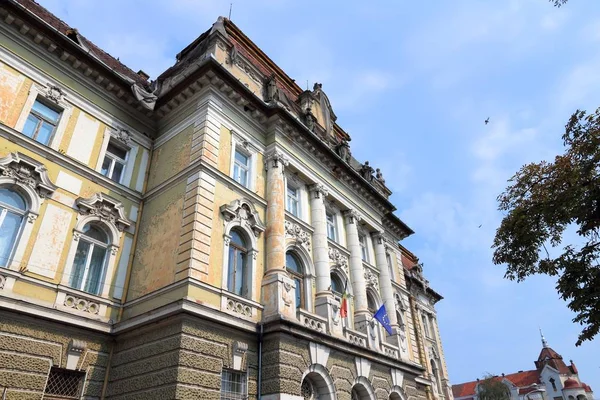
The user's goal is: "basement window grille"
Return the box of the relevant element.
[220,369,248,400]
[43,367,85,399]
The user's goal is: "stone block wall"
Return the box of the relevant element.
[0,312,109,400]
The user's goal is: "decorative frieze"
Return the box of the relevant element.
[364,268,379,290]
[63,295,100,315]
[328,247,348,274]
[226,297,253,317]
[0,152,57,198]
[285,220,311,249]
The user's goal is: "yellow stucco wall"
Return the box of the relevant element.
[127,180,187,300]
[147,124,194,190]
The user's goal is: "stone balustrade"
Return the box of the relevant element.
[382,342,400,359]
[298,309,328,334]
[345,327,368,348]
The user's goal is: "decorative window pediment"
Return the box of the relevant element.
[220,198,265,237]
[75,193,131,231]
[0,152,57,198]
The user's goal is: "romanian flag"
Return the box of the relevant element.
[340,278,349,318]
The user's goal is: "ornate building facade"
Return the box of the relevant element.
[0,1,452,399]
[452,336,594,400]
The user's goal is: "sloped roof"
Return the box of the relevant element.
[452,371,540,398]
[535,346,571,374]
[11,0,148,85]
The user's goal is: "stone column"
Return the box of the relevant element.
[373,232,399,345]
[343,209,369,332]
[310,184,341,335]
[261,151,296,321]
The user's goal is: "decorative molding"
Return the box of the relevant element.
[111,127,133,146]
[76,193,131,231]
[68,339,86,354]
[328,247,348,274]
[220,198,265,237]
[308,183,328,199]
[0,275,5,289]
[227,45,264,85]
[263,150,289,171]
[284,220,311,249]
[0,152,57,197]
[364,268,379,290]
[64,294,100,314]
[232,341,248,371]
[342,209,361,225]
[42,83,66,103]
[299,309,326,333]
[226,297,252,317]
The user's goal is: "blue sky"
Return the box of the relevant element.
[38,0,600,391]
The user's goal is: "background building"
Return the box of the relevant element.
[0,1,452,398]
[452,335,594,400]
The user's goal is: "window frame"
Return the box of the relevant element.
[14,84,73,151]
[359,233,369,262]
[69,224,110,296]
[21,98,62,146]
[101,140,129,184]
[422,314,431,338]
[0,188,27,268]
[220,368,248,400]
[326,210,337,242]
[286,251,305,310]
[286,184,301,218]
[233,148,251,188]
[227,229,250,298]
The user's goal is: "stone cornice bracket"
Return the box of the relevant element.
[0,152,57,197]
[264,151,289,171]
[220,198,266,237]
[68,339,87,354]
[308,183,328,199]
[76,193,131,231]
[232,340,248,371]
[342,209,361,225]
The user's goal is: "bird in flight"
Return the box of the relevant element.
[478,224,482,228]
[484,117,490,125]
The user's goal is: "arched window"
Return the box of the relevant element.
[286,251,304,309]
[367,291,378,314]
[70,223,109,295]
[431,359,443,396]
[228,229,249,298]
[0,188,27,267]
[352,385,370,400]
[330,273,344,296]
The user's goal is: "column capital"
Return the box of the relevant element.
[371,231,385,244]
[308,183,329,199]
[342,209,361,224]
[264,150,289,171]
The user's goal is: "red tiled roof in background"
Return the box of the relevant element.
[535,347,571,375]
[452,371,540,398]
[12,0,148,85]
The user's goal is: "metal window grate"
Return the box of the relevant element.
[44,367,85,399]
[220,369,247,400]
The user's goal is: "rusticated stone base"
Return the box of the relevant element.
[0,311,110,400]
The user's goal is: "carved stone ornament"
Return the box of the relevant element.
[76,193,131,232]
[43,83,66,103]
[220,198,266,237]
[264,74,280,104]
[228,45,264,84]
[0,152,57,198]
[264,151,289,171]
[342,209,361,225]
[64,294,100,314]
[336,138,352,163]
[428,346,439,360]
[226,297,252,317]
[0,275,6,290]
[364,268,379,290]
[328,247,348,273]
[308,183,328,199]
[111,127,132,146]
[285,220,311,248]
[359,161,375,182]
[312,83,337,136]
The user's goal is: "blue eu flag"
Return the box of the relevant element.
[373,304,393,335]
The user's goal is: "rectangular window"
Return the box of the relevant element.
[221,369,247,400]
[22,99,61,145]
[233,149,250,188]
[359,234,369,262]
[422,315,431,338]
[286,186,300,217]
[101,141,128,183]
[44,367,85,399]
[386,252,394,279]
[326,212,337,241]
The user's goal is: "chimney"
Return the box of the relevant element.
[137,70,150,81]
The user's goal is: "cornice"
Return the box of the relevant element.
[1,2,155,128]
